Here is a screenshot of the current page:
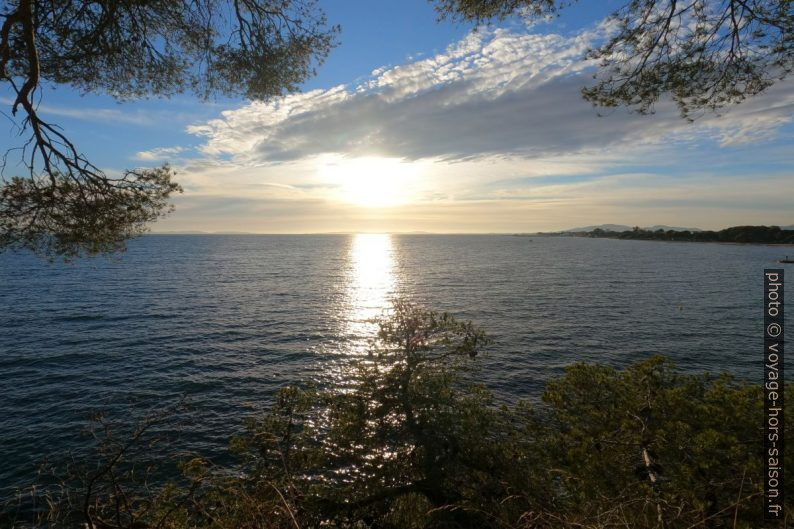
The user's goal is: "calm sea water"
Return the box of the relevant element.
[0,234,789,489]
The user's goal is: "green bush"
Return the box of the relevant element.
[3,302,790,528]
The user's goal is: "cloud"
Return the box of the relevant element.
[162,22,793,233]
[0,96,157,126]
[134,145,188,161]
[152,167,794,234]
[186,25,794,165]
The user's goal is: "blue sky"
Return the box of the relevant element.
[1,1,792,233]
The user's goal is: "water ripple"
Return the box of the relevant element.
[0,234,787,490]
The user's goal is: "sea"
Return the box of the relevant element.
[0,234,789,490]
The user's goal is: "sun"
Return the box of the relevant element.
[318,156,423,208]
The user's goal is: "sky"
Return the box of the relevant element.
[1,0,792,233]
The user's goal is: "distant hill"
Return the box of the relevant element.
[565,224,632,233]
[565,224,701,233]
[644,225,703,232]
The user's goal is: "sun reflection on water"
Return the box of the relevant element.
[344,233,397,354]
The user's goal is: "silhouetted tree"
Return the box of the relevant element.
[580,224,794,243]
[0,0,338,258]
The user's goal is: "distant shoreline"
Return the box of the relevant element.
[146,230,794,245]
[531,225,794,246]
[543,236,794,247]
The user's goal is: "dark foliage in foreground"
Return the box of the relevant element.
[3,301,791,528]
[0,166,181,259]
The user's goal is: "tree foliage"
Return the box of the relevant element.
[433,0,794,118]
[0,166,181,258]
[0,0,338,258]
[4,302,791,528]
[576,224,794,243]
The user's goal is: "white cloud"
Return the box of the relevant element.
[0,96,157,126]
[134,145,188,161]
[186,24,794,165]
[159,22,794,233]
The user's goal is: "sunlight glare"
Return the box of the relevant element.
[319,156,421,207]
[345,233,397,353]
